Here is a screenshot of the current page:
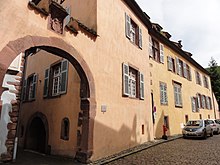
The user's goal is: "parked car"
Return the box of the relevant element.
[208,119,220,134]
[182,119,213,139]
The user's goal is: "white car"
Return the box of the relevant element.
[208,119,220,134]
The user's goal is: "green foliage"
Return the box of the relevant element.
[207,57,220,102]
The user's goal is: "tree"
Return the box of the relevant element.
[207,57,220,102]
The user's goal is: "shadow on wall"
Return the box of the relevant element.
[154,110,170,138]
[93,114,152,159]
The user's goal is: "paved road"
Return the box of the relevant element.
[3,135,220,165]
[3,149,82,165]
[106,135,220,165]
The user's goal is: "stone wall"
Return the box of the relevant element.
[0,54,24,162]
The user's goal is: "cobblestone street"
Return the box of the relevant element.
[106,135,220,165]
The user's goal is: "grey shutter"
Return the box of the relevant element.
[189,67,192,81]
[43,68,50,97]
[164,84,167,104]
[160,83,164,104]
[176,58,180,75]
[191,97,196,112]
[149,36,153,58]
[168,56,172,71]
[206,96,210,109]
[32,74,37,99]
[178,87,182,105]
[196,93,201,109]
[123,63,129,96]
[183,63,187,78]
[60,59,69,94]
[65,6,71,25]
[22,79,27,101]
[138,28,142,49]
[159,43,164,63]
[125,13,131,38]
[140,72,144,99]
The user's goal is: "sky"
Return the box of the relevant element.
[136,0,220,68]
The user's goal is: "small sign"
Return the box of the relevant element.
[101,105,107,113]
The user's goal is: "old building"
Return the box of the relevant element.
[0,0,153,163]
[0,0,219,163]
[149,23,218,138]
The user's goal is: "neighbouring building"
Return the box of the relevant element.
[148,23,218,138]
[0,0,219,164]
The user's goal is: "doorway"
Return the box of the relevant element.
[25,116,47,153]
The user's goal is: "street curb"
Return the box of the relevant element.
[91,135,182,165]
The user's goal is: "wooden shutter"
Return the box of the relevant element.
[160,83,164,104]
[22,79,27,101]
[65,6,71,25]
[159,43,164,63]
[125,13,131,39]
[139,72,144,99]
[43,68,50,97]
[149,36,153,58]
[138,27,142,49]
[60,59,69,94]
[32,74,37,99]
[123,63,129,96]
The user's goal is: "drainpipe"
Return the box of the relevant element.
[13,52,28,161]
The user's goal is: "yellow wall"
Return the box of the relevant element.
[150,43,215,138]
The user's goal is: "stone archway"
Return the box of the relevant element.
[0,35,96,163]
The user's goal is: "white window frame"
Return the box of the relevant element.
[160,82,168,105]
[52,65,61,96]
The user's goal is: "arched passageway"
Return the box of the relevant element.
[0,36,96,163]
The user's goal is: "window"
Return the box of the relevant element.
[160,82,168,105]
[203,75,209,89]
[191,96,199,112]
[185,115,189,123]
[167,56,175,73]
[195,71,202,85]
[60,118,69,140]
[201,95,206,109]
[22,74,37,101]
[122,63,144,99]
[44,59,68,98]
[173,82,182,107]
[199,114,202,119]
[186,64,192,81]
[125,13,142,48]
[149,36,164,63]
[176,58,184,77]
